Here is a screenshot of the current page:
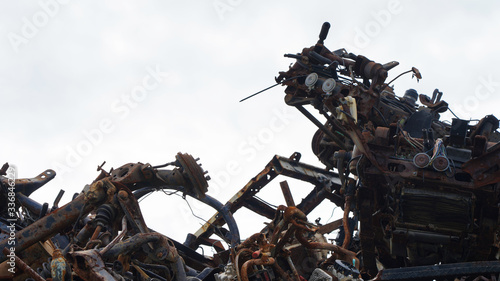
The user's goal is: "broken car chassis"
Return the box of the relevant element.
[1,22,499,281]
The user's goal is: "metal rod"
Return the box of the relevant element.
[295,105,348,150]
[239,83,280,102]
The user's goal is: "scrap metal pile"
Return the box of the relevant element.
[1,22,500,281]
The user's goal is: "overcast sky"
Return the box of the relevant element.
[1,1,499,245]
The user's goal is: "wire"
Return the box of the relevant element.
[172,193,229,244]
[139,189,180,203]
[372,106,389,126]
[160,189,181,196]
[429,139,445,163]
[355,154,364,177]
[326,206,339,223]
[254,196,279,209]
[386,69,413,86]
[239,75,307,102]
[446,158,456,178]
[152,161,176,169]
[448,107,460,119]
[179,194,208,224]
[397,123,424,151]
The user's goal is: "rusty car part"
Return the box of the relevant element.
[271,22,500,279]
[51,248,70,281]
[0,169,55,197]
[0,153,235,280]
[194,154,360,281]
[70,249,120,280]
[1,21,500,281]
[0,192,96,263]
[189,153,343,250]
[1,247,45,281]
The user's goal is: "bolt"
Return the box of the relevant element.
[118,190,129,200]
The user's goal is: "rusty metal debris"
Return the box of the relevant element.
[1,22,499,281]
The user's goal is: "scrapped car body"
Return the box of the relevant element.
[1,22,499,281]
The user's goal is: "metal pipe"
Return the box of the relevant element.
[240,258,275,281]
[271,262,294,281]
[270,218,286,245]
[240,257,292,281]
[100,216,127,256]
[235,248,253,281]
[295,105,348,151]
[286,255,301,281]
[295,229,359,269]
[0,194,95,263]
[196,194,240,248]
[102,233,162,259]
[74,221,96,246]
[2,248,46,281]
[132,259,171,281]
[132,187,156,200]
[342,195,352,249]
[90,225,102,241]
[16,192,43,217]
[273,226,296,256]
[174,255,187,281]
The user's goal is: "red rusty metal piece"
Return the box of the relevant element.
[109,162,150,184]
[115,185,150,235]
[2,247,46,281]
[295,229,359,270]
[342,195,353,249]
[237,233,266,252]
[240,257,293,281]
[70,249,119,280]
[235,248,253,281]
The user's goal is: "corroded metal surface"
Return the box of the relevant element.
[273,22,500,279]
[0,23,499,281]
